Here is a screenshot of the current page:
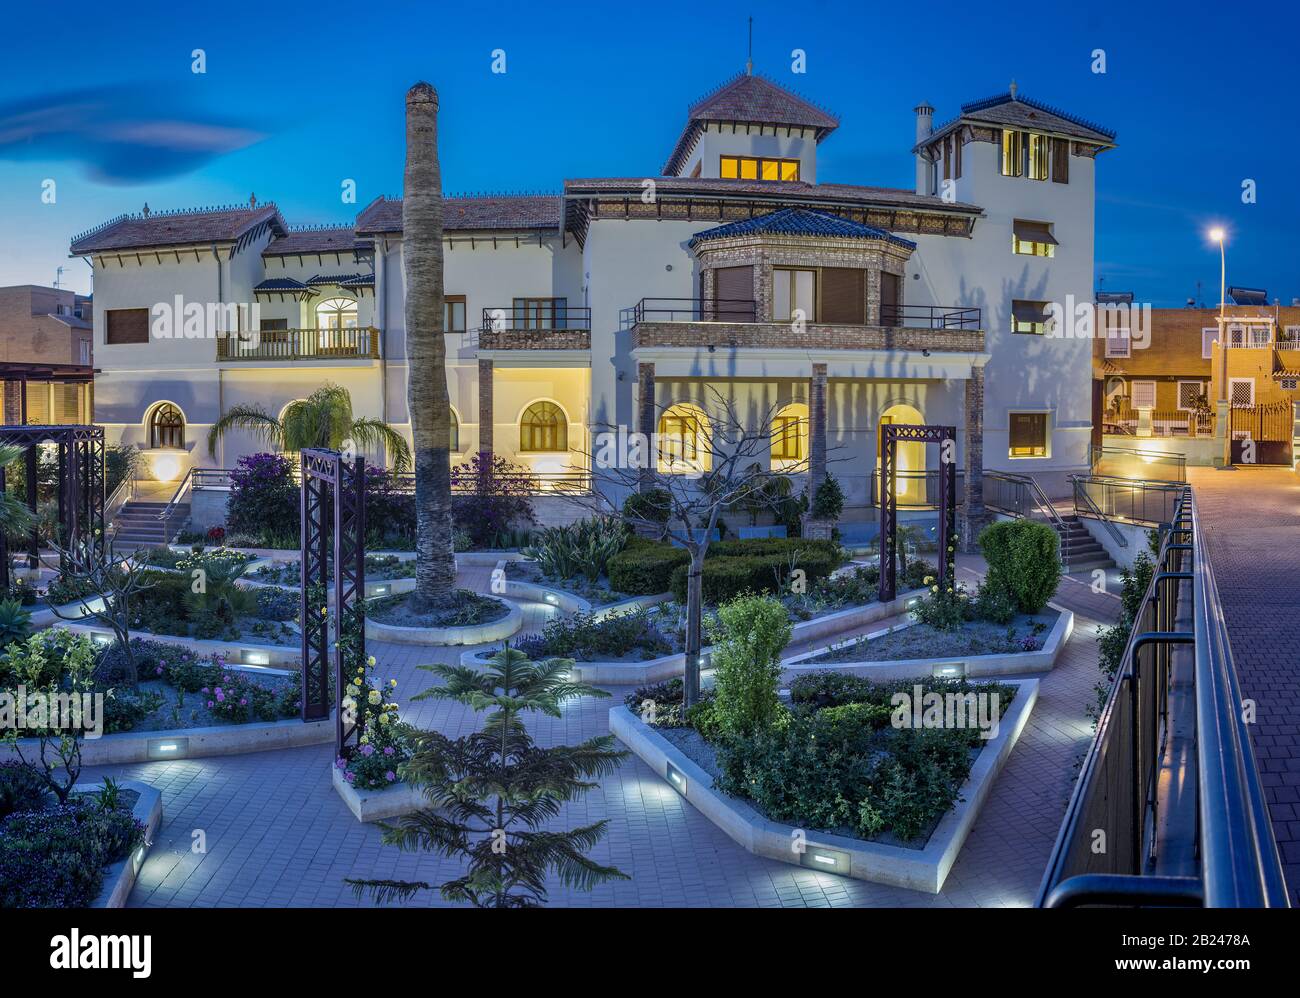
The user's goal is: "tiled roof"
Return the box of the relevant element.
[665,73,838,174]
[254,278,312,292]
[70,204,286,254]
[355,194,561,234]
[689,207,916,248]
[339,273,375,287]
[564,176,980,214]
[923,92,1116,150]
[263,226,371,256]
[306,273,365,286]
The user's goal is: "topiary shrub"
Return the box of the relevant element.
[810,474,845,521]
[978,519,1062,613]
[668,544,841,604]
[707,594,792,738]
[606,539,689,595]
[0,761,48,820]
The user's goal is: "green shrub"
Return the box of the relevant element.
[623,489,671,533]
[810,474,845,521]
[606,539,689,595]
[708,594,792,738]
[973,579,1017,625]
[978,519,1061,613]
[0,599,32,651]
[668,546,841,604]
[911,582,969,631]
[523,515,628,583]
[0,761,48,820]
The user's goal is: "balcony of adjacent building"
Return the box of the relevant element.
[216,325,380,362]
[471,301,592,352]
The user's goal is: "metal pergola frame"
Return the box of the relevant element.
[299,448,366,755]
[878,423,957,602]
[0,424,104,587]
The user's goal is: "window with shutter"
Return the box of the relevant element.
[1177,382,1204,410]
[105,308,150,345]
[880,271,901,325]
[1131,381,1157,409]
[712,266,755,322]
[1012,299,1051,335]
[773,268,816,322]
[1229,378,1254,407]
[24,384,50,424]
[820,268,866,324]
[1008,412,1048,457]
[1105,328,1131,358]
[1051,138,1070,184]
[954,134,962,178]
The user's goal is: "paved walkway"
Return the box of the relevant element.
[1188,467,1300,902]
[80,557,1116,908]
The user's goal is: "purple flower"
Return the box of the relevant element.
[207,701,214,708]
[383,746,394,756]
[385,771,396,782]
[361,744,375,757]
[201,687,209,694]
[155,666,163,676]
[335,757,346,769]
[215,690,225,703]
[344,772,355,784]
[239,698,248,706]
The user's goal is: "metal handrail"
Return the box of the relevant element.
[984,469,1071,561]
[880,304,982,330]
[155,468,196,542]
[105,473,137,523]
[631,298,759,324]
[481,306,592,331]
[1071,474,1185,529]
[1036,489,1289,907]
[1090,444,1188,483]
[1070,474,1127,548]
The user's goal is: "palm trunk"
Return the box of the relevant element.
[683,547,704,708]
[403,82,456,609]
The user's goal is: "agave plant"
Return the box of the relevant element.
[524,516,628,584]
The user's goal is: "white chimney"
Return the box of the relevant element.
[914,102,935,195]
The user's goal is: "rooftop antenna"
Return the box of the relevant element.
[746,16,753,75]
[53,265,64,289]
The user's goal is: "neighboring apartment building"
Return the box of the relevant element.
[71,70,1114,515]
[0,284,94,425]
[1095,287,1300,464]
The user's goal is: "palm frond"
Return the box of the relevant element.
[0,491,36,540]
[348,418,412,473]
[206,405,283,457]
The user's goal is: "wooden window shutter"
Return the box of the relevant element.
[820,268,866,324]
[879,271,901,323]
[1009,412,1046,449]
[954,133,962,178]
[943,137,952,180]
[1052,139,1069,184]
[105,308,149,345]
[713,266,755,321]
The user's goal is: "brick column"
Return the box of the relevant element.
[2,382,22,425]
[637,362,656,492]
[960,365,987,551]
[810,363,828,493]
[477,358,493,460]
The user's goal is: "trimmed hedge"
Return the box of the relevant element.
[669,547,841,604]
[606,538,689,595]
[978,519,1062,613]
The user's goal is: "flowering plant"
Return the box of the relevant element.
[336,606,411,790]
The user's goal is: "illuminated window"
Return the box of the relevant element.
[1028,133,1049,180]
[1000,130,1023,177]
[1012,220,1056,257]
[719,156,800,182]
[658,402,712,473]
[150,403,185,449]
[771,403,809,464]
[316,297,358,330]
[519,401,567,452]
[1012,299,1051,335]
[1008,411,1048,458]
[450,408,460,451]
[1001,130,1049,179]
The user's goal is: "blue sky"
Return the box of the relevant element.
[1,0,1295,305]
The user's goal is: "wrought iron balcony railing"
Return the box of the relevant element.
[631,298,759,324]
[880,304,982,330]
[216,327,380,362]
[480,306,592,331]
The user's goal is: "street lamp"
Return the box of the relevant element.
[1209,228,1230,466]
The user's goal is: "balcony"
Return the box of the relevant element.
[628,298,983,352]
[216,327,380,362]
[477,306,591,351]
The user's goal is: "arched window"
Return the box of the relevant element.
[450,408,460,451]
[771,402,809,468]
[149,403,185,449]
[519,401,567,452]
[658,402,712,474]
[877,403,926,505]
[315,297,358,330]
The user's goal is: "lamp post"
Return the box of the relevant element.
[1209,227,1230,467]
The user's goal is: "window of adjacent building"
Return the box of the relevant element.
[1012,299,1051,335]
[445,295,466,333]
[1008,411,1049,457]
[819,268,866,324]
[1227,323,1246,347]
[719,155,800,182]
[78,339,91,365]
[1229,378,1255,408]
[1130,381,1157,409]
[105,308,149,345]
[771,403,809,464]
[1105,327,1131,358]
[511,297,567,329]
[1202,327,1218,359]
[518,400,567,452]
[24,384,49,424]
[1028,133,1050,180]
[1281,376,1298,391]
[658,402,712,474]
[449,408,460,451]
[1284,325,1300,342]
[316,297,358,330]
[1012,219,1057,257]
[149,403,185,449]
[1249,325,1271,347]
[773,268,817,323]
[1177,381,1205,411]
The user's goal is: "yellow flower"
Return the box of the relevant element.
[367,690,381,705]
[359,734,369,744]
[320,607,328,616]
[367,656,376,667]
[389,679,397,688]
[931,585,939,593]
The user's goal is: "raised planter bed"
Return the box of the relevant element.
[331,765,425,822]
[365,594,521,646]
[56,619,302,667]
[781,604,1074,680]
[609,677,1039,893]
[77,780,163,908]
[0,712,332,766]
[471,588,925,685]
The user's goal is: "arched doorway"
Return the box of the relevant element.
[877,403,926,505]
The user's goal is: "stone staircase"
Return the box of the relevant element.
[111,500,187,551]
[1054,513,1114,573]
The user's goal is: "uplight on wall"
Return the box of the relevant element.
[665,761,688,796]
[932,662,966,679]
[148,450,183,483]
[243,650,270,666]
[798,844,851,876]
[147,737,189,760]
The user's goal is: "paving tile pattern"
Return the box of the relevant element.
[79,557,1116,908]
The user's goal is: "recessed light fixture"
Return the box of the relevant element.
[665,761,688,796]
[243,650,270,666]
[799,845,851,875]
[147,737,189,760]
[932,662,966,679]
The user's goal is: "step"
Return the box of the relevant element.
[1064,555,1115,573]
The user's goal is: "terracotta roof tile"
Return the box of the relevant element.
[70,204,286,254]
[355,195,560,234]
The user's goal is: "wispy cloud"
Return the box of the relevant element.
[0,85,266,183]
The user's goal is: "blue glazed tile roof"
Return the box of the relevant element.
[689,207,917,248]
[253,278,311,292]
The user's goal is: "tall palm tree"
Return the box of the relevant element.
[403,81,456,609]
[205,383,410,472]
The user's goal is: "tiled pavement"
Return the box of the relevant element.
[1187,467,1300,903]
[81,557,1117,908]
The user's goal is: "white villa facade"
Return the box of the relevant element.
[71,71,1115,531]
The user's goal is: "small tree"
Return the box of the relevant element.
[346,644,628,908]
[708,593,792,737]
[449,452,537,548]
[43,538,155,686]
[810,473,845,522]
